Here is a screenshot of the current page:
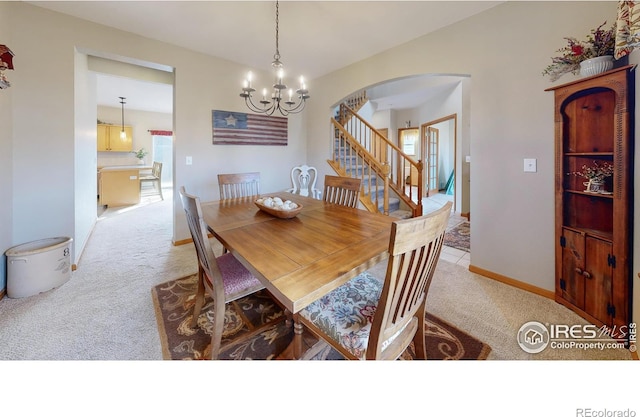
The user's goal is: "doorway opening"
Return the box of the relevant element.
[421,114,457,213]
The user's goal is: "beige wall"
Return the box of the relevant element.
[4,2,307,267]
[305,2,628,295]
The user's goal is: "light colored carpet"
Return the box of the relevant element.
[0,189,632,360]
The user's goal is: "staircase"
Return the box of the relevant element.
[328,101,423,218]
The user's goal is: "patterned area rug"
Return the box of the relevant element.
[444,221,470,252]
[151,274,490,360]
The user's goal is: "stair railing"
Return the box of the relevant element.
[331,104,423,217]
[330,120,391,213]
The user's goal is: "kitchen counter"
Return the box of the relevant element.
[99,164,151,172]
[98,165,151,207]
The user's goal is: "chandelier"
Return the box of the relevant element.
[240,0,310,116]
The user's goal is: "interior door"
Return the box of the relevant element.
[426,127,439,196]
[398,128,419,186]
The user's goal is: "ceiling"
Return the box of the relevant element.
[28,1,502,113]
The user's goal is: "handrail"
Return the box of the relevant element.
[330,104,423,217]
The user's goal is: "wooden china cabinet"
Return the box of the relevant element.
[546,65,634,340]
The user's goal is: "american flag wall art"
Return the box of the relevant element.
[212,110,288,146]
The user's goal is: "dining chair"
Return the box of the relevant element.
[140,161,163,200]
[298,201,452,360]
[287,164,321,199]
[323,175,361,209]
[218,172,260,199]
[178,186,265,359]
[216,172,260,253]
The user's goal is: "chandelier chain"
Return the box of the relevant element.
[274,0,280,61]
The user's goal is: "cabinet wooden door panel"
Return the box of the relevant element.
[97,124,109,151]
[560,228,585,309]
[108,126,132,151]
[97,124,133,151]
[584,236,612,325]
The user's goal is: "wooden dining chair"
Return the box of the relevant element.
[179,186,264,359]
[298,201,452,360]
[323,175,361,209]
[140,161,163,200]
[218,172,260,199]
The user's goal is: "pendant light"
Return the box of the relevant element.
[119,96,127,140]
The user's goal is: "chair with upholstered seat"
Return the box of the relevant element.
[218,172,260,199]
[179,186,265,359]
[298,201,452,360]
[323,175,361,209]
[140,161,163,200]
[287,164,321,200]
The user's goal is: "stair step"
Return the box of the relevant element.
[378,197,400,212]
[388,210,413,219]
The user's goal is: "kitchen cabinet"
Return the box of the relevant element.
[97,124,133,151]
[546,66,634,340]
[99,166,148,207]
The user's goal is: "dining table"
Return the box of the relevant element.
[200,193,395,358]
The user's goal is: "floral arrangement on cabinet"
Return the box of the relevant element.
[542,21,616,82]
[567,160,614,193]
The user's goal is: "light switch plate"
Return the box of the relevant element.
[524,158,537,173]
[186,156,192,165]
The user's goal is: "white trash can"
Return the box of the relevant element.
[5,237,73,298]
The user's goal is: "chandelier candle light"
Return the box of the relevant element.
[240,0,310,116]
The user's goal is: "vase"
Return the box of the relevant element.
[579,56,614,77]
[587,179,604,193]
[137,159,145,165]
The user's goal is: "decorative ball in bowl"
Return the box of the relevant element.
[255,196,303,219]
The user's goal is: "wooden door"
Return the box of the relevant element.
[426,127,439,196]
[560,228,585,309]
[584,236,613,325]
[398,128,418,186]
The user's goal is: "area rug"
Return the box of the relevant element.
[152,274,491,360]
[444,221,470,252]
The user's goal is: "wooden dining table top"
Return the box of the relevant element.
[200,193,395,313]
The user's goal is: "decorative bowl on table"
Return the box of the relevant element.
[255,196,303,219]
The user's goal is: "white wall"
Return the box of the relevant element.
[73,51,98,264]
[394,82,464,210]
[0,1,13,291]
[10,4,76,258]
